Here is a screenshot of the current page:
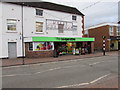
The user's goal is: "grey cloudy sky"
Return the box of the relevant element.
[42,0,119,28]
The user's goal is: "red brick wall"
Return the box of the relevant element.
[88,25,110,51]
[82,16,85,36]
[25,43,54,58]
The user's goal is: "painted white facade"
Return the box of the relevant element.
[0,2,83,58]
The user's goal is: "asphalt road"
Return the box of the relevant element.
[2,54,118,88]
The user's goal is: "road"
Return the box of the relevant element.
[2,54,118,88]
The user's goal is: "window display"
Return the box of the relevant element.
[34,42,54,51]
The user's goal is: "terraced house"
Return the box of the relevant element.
[0,2,94,59]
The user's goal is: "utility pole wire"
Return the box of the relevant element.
[80,0,102,11]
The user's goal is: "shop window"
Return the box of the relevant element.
[36,9,43,16]
[109,26,114,36]
[7,19,17,31]
[72,15,77,21]
[29,42,33,51]
[58,24,64,33]
[36,22,43,32]
[34,42,53,51]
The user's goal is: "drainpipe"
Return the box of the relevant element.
[21,3,25,65]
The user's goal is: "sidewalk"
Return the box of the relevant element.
[1,51,118,67]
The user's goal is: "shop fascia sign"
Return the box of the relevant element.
[32,37,95,42]
[56,37,75,41]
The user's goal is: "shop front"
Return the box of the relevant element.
[110,36,120,51]
[25,37,94,58]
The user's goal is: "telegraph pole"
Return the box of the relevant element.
[102,36,106,56]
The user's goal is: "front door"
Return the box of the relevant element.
[8,42,17,58]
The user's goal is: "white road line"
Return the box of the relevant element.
[89,62,100,66]
[90,73,110,84]
[56,73,110,88]
[57,83,89,88]
[2,74,16,77]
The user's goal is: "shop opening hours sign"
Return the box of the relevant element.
[46,19,73,30]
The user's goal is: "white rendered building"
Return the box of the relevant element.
[0,2,94,58]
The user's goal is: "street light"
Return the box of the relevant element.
[102,36,106,56]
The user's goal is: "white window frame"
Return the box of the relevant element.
[33,42,54,51]
[109,26,114,36]
[72,15,77,21]
[117,26,120,36]
[36,22,43,33]
[7,19,17,32]
[36,9,43,16]
[58,24,64,33]
[72,25,78,35]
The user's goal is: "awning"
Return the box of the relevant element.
[32,37,95,42]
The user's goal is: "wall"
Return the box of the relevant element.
[0,2,2,58]
[2,3,23,58]
[1,2,83,58]
[88,25,110,51]
[25,43,54,58]
[23,6,83,38]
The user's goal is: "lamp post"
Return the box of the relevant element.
[102,36,106,56]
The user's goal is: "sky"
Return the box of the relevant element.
[42,0,119,28]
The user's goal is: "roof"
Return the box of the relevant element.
[85,22,119,30]
[8,2,84,16]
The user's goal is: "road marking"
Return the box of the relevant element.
[90,73,110,84]
[57,83,89,88]
[89,62,100,66]
[56,73,110,88]
[2,74,16,77]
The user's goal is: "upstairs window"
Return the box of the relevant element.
[7,19,17,31]
[36,22,43,33]
[58,24,64,33]
[72,15,77,21]
[72,25,77,35]
[109,26,114,36]
[117,27,120,36]
[36,9,43,16]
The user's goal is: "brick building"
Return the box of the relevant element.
[85,23,120,51]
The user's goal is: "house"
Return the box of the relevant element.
[0,2,94,59]
[85,23,120,51]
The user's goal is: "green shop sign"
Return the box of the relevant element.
[32,37,95,42]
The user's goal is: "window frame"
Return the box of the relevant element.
[117,26,120,36]
[36,22,43,33]
[109,26,114,36]
[72,15,77,21]
[7,19,17,32]
[28,42,33,51]
[58,24,64,33]
[36,9,43,16]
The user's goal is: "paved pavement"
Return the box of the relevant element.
[2,52,118,88]
[1,51,118,67]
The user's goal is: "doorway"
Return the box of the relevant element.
[8,42,17,58]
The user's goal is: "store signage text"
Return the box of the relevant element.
[56,38,76,41]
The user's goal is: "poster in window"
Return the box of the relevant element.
[34,42,54,51]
